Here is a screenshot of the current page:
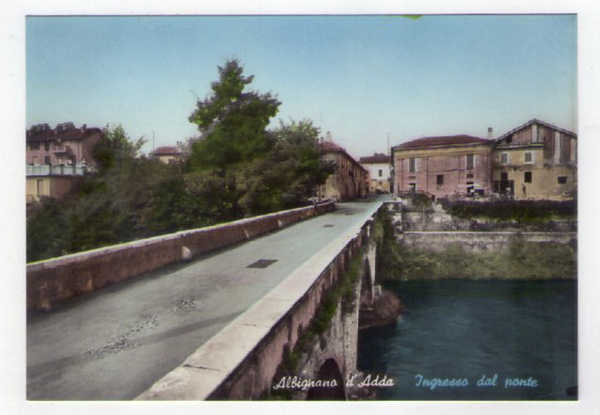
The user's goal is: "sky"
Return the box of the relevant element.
[26,14,577,160]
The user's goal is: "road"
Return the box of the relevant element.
[27,196,386,400]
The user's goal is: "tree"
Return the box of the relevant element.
[94,124,146,172]
[233,120,335,214]
[188,59,281,171]
[27,197,70,262]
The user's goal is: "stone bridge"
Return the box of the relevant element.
[27,197,392,400]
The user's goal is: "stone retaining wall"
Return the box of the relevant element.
[27,202,335,310]
[400,231,577,253]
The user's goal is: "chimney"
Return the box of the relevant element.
[326,131,333,142]
[81,124,87,132]
[487,127,493,139]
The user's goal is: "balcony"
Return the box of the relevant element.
[27,164,87,176]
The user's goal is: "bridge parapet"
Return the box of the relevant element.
[137,202,382,400]
[27,202,335,310]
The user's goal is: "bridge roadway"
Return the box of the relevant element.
[27,197,385,400]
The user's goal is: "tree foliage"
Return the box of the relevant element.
[186,60,333,217]
[188,59,280,171]
[94,124,146,172]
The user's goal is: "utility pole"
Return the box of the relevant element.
[387,133,390,156]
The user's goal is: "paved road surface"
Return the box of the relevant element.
[27,197,385,400]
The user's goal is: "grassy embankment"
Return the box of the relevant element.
[373,206,576,281]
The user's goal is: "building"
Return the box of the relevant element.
[26,122,102,167]
[149,145,185,164]
[318,134,368,201]
[26,122,103,204]
[392,134,493,200]
[359,153,391,193]
[492,119,577,200]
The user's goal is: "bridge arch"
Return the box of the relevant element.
[306,358,346,400]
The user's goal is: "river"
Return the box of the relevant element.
[357,279,577,400]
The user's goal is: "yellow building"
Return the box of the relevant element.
[492,119,577,200]
[318,136,367,201]
[149,146,184,164]
[26,165,86,204]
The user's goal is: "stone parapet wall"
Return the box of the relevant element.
[400,231,577,253]
[27,202,336,310]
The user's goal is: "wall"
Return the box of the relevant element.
[400,231,577,253]
[394,144,492,199]
[136,203,379,400]
[27,202,336,310]
[26,175,84,203]
[319,150,367,201]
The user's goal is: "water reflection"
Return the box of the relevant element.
[358,280,577,400]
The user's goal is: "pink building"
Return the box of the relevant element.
[26,123,103,204]
[26,122,103,167]
[392,135,493,200]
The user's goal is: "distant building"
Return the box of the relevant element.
[150,145,185,164]
[26,122,103,204]
[492,119,577,200]
[391,119,577,201]
[392,135,493,200]
[319,133,368,201]
[26,122,102,167]
[359,153,391,193]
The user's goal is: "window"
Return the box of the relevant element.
[501,172,508,181]
[558,176,568,184]
[44,156,51,165]
[506,134,513,144]
[466,154,474,170]
[409,183,416,192]
[524,172,532,183]
[36,179,44,196]
[437,175,444,186]
[500,153,509,165]
[524,152,533,164]
[378,169,383,177]
[466,173,474,179]
[409,157,417,173]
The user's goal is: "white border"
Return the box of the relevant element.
[2,1,599,415]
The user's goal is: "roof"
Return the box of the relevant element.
[151,146,182,156]
[495,119,577,143]
[393,135,492,150]
[319,140,346,152]
[319,140,367,172]
[27,123,102,143]
[359,153,390,164]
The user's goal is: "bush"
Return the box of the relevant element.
[438,199,576,223]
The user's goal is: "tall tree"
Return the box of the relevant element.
[188,59,281,171]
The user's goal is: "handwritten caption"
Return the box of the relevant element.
[272,373,539,391]
[272,374,395,391]
[414,373,538,390]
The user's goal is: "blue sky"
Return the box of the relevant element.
[26,15,577,159]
